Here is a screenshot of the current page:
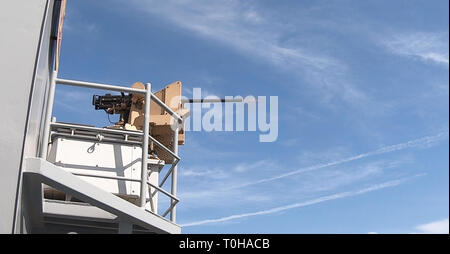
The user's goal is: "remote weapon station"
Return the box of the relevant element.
[0,0,234,234]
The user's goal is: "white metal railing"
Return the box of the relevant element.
[39,70,182,223]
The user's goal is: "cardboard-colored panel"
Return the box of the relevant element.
[113,81,188,163]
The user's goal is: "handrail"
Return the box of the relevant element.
[50,132,141,146]
[148,134,181,161]
[65,170,180,203]
[159,162,178,188]
[49,122,181,161]
[56,78,147,94]
[147,181,179,202]
[51,122,144,136]
[56,78,182,123]
[150,93,183,123]
[40,76,181,223]
[52,130,180,218]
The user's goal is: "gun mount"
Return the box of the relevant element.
[93,81,189,164]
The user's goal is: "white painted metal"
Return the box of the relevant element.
[43,199,118,222]
[56,78,147,95]
[146,159,165,213]
[140,83,151,208]
[25,157,181,234]
[40,70,57,158]
[48,137,140,196]
[47,136,164,210]
[0,0,52,233]
[170,124,179,222]
[0,0,183,233]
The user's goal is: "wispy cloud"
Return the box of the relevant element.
[132,0,334,69]
[64,4,100,36]
[414,218,449,234]
[179,159,403,208]
[382,32,449,66]
[179,132,446,208]
[180,168,228,179]
[368,218,449,234]
[232,159,277,173]
[127,0,366,105]
[231,131,448,189]
[181,176,419,227]
[54,89,93,112]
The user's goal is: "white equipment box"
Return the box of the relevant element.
[47,136,164,212]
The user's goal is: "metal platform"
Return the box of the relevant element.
[24,158,180,234]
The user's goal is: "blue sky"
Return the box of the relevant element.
[54,0,449,233]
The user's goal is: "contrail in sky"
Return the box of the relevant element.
[229,131,448,189]
[182,175,424,227]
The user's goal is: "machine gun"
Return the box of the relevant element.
[92,81,189,164]
[92,92,132,126]
[92,81,242,163]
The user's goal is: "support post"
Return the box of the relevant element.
[40,70,57,159]
[170,123,179,222]
[140,83,151,208]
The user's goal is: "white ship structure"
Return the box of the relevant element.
[0,0,196,234]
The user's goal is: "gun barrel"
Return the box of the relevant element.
[182,98,243,103]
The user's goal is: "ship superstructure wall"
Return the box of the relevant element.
[0,0,55,233]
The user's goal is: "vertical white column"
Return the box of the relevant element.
[40,70,57,159]
[170,123,179,222]
[140,83,151,208]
